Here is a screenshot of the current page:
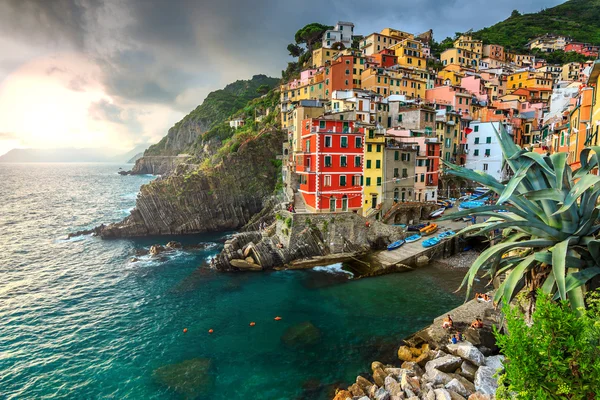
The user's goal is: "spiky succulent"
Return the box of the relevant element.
[442,125,600,311]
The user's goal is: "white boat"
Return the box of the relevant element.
[429,208,445,219]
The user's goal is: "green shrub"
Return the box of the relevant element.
[284,217,293,229]
[494,291,600,400]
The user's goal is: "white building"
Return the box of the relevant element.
[229,118,245,129]
[465,121,507,181]
[322,21,354,49]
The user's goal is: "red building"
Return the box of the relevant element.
[426,140,440,188]
[372,49,398,68]
[297,118,364,212]
[565,42,599,58]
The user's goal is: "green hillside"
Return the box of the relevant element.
[473,0,600,52]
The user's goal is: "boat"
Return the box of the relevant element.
[405,234,421,243]
[387,239,405,251]
[429,208,445,219]
[422,237,441,248]
[407,223,427,232]
[438,230,456,240]
[458,200,485,211]
[420,223,438,235]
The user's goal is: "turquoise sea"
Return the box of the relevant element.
[0,163,474,399]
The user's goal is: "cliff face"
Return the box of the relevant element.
[100,129,285,238]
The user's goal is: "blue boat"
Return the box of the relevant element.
[422,237,441,248]
[438,231,456,239]
[405,234,421,243]
[458,200,485,211]
[387,239,405,251]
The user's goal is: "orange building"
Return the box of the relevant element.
[324,55,355,98]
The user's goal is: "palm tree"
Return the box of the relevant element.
[442,125,600,314]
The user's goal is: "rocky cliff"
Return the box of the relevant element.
[100,128,285,237]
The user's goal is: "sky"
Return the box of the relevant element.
[0,0,565,156]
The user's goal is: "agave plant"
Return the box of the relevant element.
[441,125,600,312]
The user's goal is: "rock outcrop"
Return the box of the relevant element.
[211,211,404,271]
[99,129,285,238]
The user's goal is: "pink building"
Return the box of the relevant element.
[426,85,474,115]
[460,75,489,105]
[300,68,322,86]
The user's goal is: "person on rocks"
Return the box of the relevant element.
[276,242,284,249]
[442,314,453,329]
[470,318,484,329]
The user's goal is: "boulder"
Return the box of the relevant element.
[447,390,467,400]
[229,259,262,271]
[464,328,498,353]
[448,373,476,395]
[400,361,424,377]
[374,387,391,400]
[432,350,448,359]
[425,390,436,400]
[332,389,352,400]
[373,367,388,387]
[484,355,505,374]
[356,376,373,393]
[434,389,453,400]
[446,342,485,366]
[468,394,492,400]
[281,321,321,348]
[416,255,430,266]
[165,241,182,249]
[368,385,379,398]
[149,244,165,256]
[425,355,463,373]
[423,369,452,386]
[474,366,498,396]
[398,346,414,362]
[415,350,431,366]
[384,367,405,378]
[384,376,403,397]
[445,378,469,398]
[152,358,212,398]
[459,361,478,381]
[244,256,255,264]
[348,383,365,397]
[400,370,421,395]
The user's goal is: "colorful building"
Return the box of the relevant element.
[564,42,599,58]
[587,60,600,148]
[322,21,355,49]
[297,118,364,212]
[441,48,479,69]
[465,121,508,181]
[312,48,341,68]
[392,38,426,68]
[362,127,386,216]
[324,55,356,97]
[483,44,505,61]
[382,137,417,210]
[507,70,553,91]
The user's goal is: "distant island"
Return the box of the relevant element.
[0,144,148,163]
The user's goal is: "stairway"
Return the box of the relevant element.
[293,192,307,213]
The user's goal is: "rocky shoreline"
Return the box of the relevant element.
[333,297,504,400]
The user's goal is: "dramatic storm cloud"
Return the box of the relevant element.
[0,0,563,155]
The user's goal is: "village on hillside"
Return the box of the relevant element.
[252,22,600,219]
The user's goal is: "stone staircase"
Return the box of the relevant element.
[293,192,307,212]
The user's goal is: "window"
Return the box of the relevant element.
[340,175,347,186]
[485,149,491,156]
[406,153,410,162]
[340,156,347,167]
[474,137,480,144]
[394,151,400,161]
[324,155,332,167]
[393,168,399,177]
[445,138,451,148]
[377,177,382,186]
[324,175,331,186]
[474,149,479,156]
[319,120,326,129]
[375,159,381,168]
[376,144,382,152]
[420,174,425,182]
[367,144,372,152]
[354,156,361,167]
[366,160,372,169]
[483,163,488,171]
[486,137,491,144]
[366,177,371,186]
[402,168,408,177]
[341,136,348,148]
[352,175,361,186]
[325,136,332,147]
[305,139,310,151]
[368,129,374,139]
[474,125,479,132]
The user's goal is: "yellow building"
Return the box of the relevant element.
[391,38,426,68]
[361,68,390,96]
[380,28,414,41]
[507,71,553,91]
[441,48,479,69]
[312,48,340,68]
[588,60,600,147]
[454,35,483,56]
[562,62,581,81]
[362,127,386,216]
[437,65,464,86]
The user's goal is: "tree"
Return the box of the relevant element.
[351,35,364,50]
[287,43,304,58]
[256,84,270,96]
[331,41,346,50]
[510,9,521,18]
[494,291,600,399]
[294,23,333,54]
[441,125,600,313]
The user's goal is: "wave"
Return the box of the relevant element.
[313,263,354,278]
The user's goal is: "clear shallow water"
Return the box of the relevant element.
[0,163,472,400]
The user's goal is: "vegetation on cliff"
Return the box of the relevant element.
[144,74,279,156]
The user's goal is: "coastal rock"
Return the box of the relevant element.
[398,346,414,362]
[149,244,165,256]
[423,369,452,386]
[400,362,424,377]
[374,387,391,400]
[373,367,388,387]
[152,358,212,397]
[445,379,469,398]
[446,342,485,366]
[165,241,182,249]
[384,376,403,397]
[425,355,462,374]
[473,366,498,396]
[434,389,452,400]
[368,384,379,398]
[448,374,475,395]
[458,361,478,381]
[464,328,498,354]
[356,376,373,393]
[384,367,405,378]
[348,383,366,397]
[416,255,429,267]
[332,389,352,400]
[467,393,492,400]
[281,321,321,348]
[400,371,421,394]
[447,390,467,400]
[371,361,386,372]
[484,355,505,374]
[229,259,262,271]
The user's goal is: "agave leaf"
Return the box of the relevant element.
[588,240,600,265]
[567,286,585,315]
[574,146,600,178]
[541,272,556,294]
[497,159,535,204]
[552,239,570,300]
[521,152,556,178]
[438,205,528,221]
[549,152,568,191]
[554,175,600,215]
[533,252,587,268]
[521,188,564,203]
[563,267,600,293]
[495,254,536,306]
